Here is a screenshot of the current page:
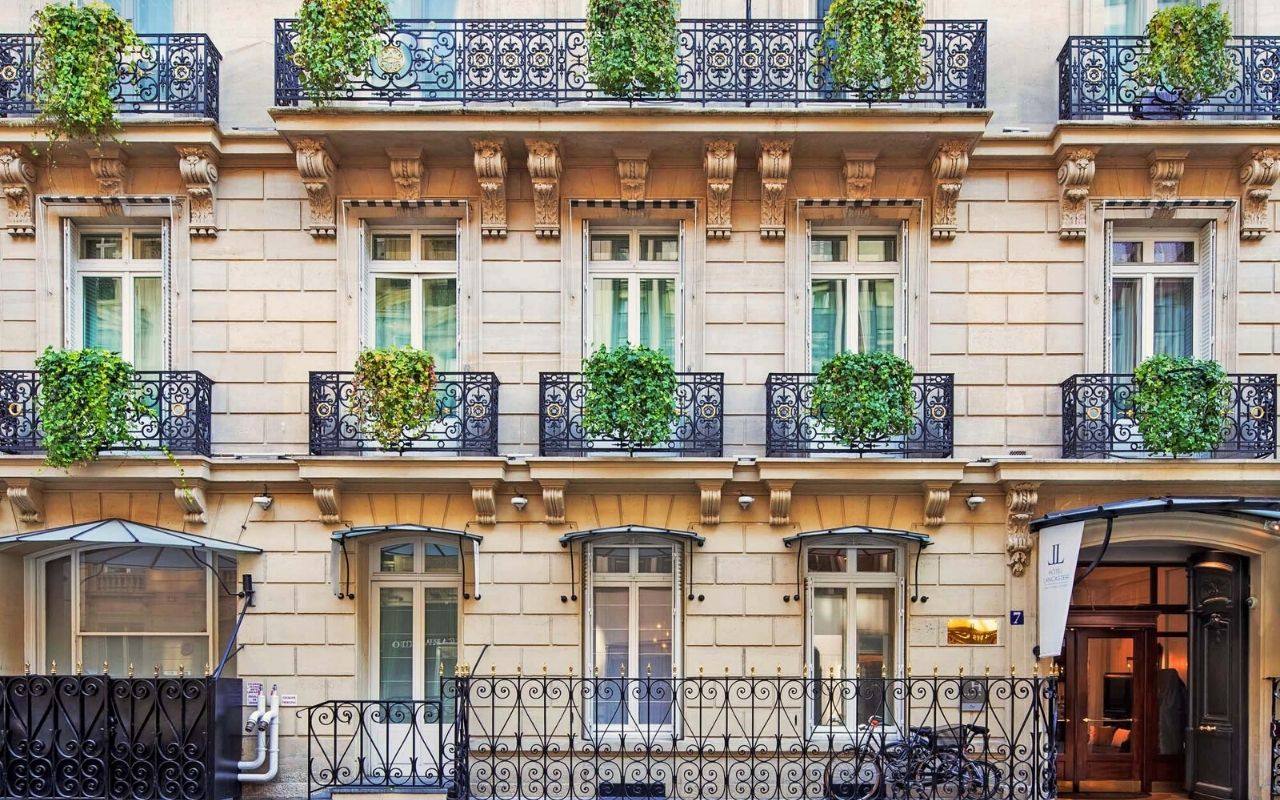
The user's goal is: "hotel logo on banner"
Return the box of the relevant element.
[1037,520,1084,659]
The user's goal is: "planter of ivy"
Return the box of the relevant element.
[810,351,915,451]
[1131,354,1231,457]
[817,0,925,102]
[581,344,678,452]
[351,347,440,452]
[585,0,680,100]
[36,347,149,468]
[291,0,392,106]
[1132,2,1233,120]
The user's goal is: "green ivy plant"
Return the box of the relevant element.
[1135,2,1234,103]
[818,0,926,98]
[581,344,678,449]
[351,347,439,452]
[291,0,392,105]
[585,0,680,98]
[31,1,142,143]
[1131,354,1231,456]
[36,347,149,469]
[811,351,915,446]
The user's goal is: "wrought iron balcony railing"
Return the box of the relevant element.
[1061,372,1277,459]
[0,33,221,120]
[766,372,954,458]
[0,370,214,457]
[539,372,723,456]
[0,674,242,800]
[1271,677,1279,797]
[1057,35,1280,119]
[308,371,499,456]
[274,18,986,107]
[302,674,1058,800]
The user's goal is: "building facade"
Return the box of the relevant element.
[0,1,1278,799]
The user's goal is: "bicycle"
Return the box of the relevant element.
[879,723,1002,800]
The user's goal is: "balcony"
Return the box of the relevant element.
[0,370,214,457]
[273,18,986,107]
[1060,373,1277,459]
[765,372,954,458]
[1057,35,1280,119]
[308,371,499,456]
[0,33,221,120]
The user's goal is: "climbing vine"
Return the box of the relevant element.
[581,344,678,449]
[291,0,392,105]
[351,346,439,452]
[36,347,149,469]
[818,0,926,98]
[1135,2,1233,103]
[1132,354,1230,456]
[586,0,680,98]
[811,351,915,446]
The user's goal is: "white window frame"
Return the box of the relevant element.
[585,225,683,363]
[806,225,905,368]
[1108,230,1200,370]
[365,225,462,369]
[70,225,167,368]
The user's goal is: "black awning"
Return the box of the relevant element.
[782,525,932,548]
[0,518,261,554]
[330,524,483,599]
[558,525,705,547]
[1030,496,1280,532]
[331,523,482,544]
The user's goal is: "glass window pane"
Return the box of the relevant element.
[1155,636,1188,756]
[423,278,457,369]
[372,234,412,261]
[592,585,630,725]
[807,548,848,573]
[810,235,848,263]
[811,279,847,368]
[1153,241,1194,263]
[639,278,676,361]
[133,276,163,370]
[1156,567,1188,605]
[378,587,414,700]
[593,547,631,574]
[374,277,412,348]
[81,233,123,260]
[591,234,630,262]
[424,587,458,721]
[380,543,415,573]
[637,586,673,725]
[1072,565,1152,606]
[856,548,896,573]
[1112,241,1142,264]
[636,547,672,574]
[125,0,173,34]
[592,278,629,349]
[1153,277,1194,358]
[857,279,895,354]
[81,635,207,678]
[854,587,895,724]
[79,547,207,633]
[1111,278,1141,373]
[856,235,896,262]
[44,556,72,670]
[83,276,124,353]
[639,235,678,262]
[812,587,847,725]
[422,234,457,261]
[132,233,162,260]
[423,541,460,573]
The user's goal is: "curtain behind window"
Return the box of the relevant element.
[83,276,124,354]
[1111,278,1141,373]
[857,279,895,354]
[811,279,846,368]
[1153,277,1194,358]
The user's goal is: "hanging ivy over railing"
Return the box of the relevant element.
[1132,354,1231,456]
[811,351,915,446]
[36,347,149,469]
[31,1,142,143]
[818,0,926,98]
[351,347,439,452]
[581,344,678,448]
[291,0,391,105]
[585,0,680,98]
[1135,2,1233,104]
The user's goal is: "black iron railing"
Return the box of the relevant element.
[1061,373,1277,459]
[274,18,986,107]
[766,372,954,458]
[302,698,456,794]
[1271,677,1279,797]
[0,674,241,800]
[0,370,214,457]
[0,34,221,120]
[1057,35,1280,119]
[308,371,499,456]
[539,372,723,456]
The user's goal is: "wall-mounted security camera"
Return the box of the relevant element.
[738,494,755,510]
[965,494,986,511]
[511,494,529,512]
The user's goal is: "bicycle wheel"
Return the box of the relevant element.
[958,760,1002,800]
[826,755,884,800]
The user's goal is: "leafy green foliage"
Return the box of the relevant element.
[586,0,680,98]
[1132,354,1230,456]
[292,0,391,105]
[818,0,925,98]
[811,351,915,446]
[36,347,148,469]
[1135,2,1233,102]
[31,1,142,143]
[581,344,678,449]
[352,347,439,452]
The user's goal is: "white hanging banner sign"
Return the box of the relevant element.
[1037,520,1085,658]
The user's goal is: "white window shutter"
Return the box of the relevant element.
[677,219,685,369]
[1101,220,1114,372]
[358,221,370,349]
[161,218,172,368]
[581,219,591,356]
[62,219,77,349]
[1196,221,1216,360]
[804,220,812,369]
[899,219,909,358]
[455,220,463,367]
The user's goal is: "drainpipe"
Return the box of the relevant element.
[238,687,280,783]
[237,689,268,771]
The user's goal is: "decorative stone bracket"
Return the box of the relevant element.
[1004,481,1040,577]
[311,481,343,524]
[173,482,208,524]
[759,138,792,239]
[704,139,736,239]
[697,480,724,526]
[539,479,567,525]
[526,139,562,238]
[473,138,508,238]
[1056,147,1097,240]
[0,146,36,237]
[1148,148,1188,201]
[177,146,219,238]
[4,479,42,523]
[471,480,498,525]
[294,137,338,237]
[615,148,650,202]
[930,140,969,240]
[387,146,426,202]
[767,480,794,527]
[921,482,952,528]
[88,146,129,197]
[843,149,878,200]
[1240,147,1280,240]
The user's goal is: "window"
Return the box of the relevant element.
[808,228,902,368]
[38,547,235,676]
[586,540,678,729]
[72,226,166,370]
[367,228,460,370]
[1098,0,1201,35]
[1108,232,1201,373]
[100,0,172,34]
[806,542,904,728]
[587,227,680,363]
[387,0,458,15]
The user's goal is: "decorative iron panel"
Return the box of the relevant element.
[765,372,953,458]
[1271,677,1279,797]
[1057,35,1280,119]
[308,371,499,455]
[1060,372,1277,459]
[0,34,221,120]
[539,372,723,456]
[0,370,214,457]
[274,18,986,107]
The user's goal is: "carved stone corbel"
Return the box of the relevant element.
[1148,148,1189,201]
[386,146,426,202]
[312,482,342,524]
[1239,147,1280,240]
[173,483,208,525]
[1005,482,1040,577]
[615,148,650,202]
[1056,147,1097,240]
[294,137,338,237]
[539,479,567,525]
[471,480,498,526]
[697,480,724,526]
[4,480,42,523]
[472,139,507,237]
[921,482,952,528]
[88,146,128,197]
[843,149,878,200]
[176,146,219,238]
[767,480,794,527]
[704,139,736,239]
[526,139,562,238]
[930,140,969,240]
[759,138,792,239]
[0,147,36,236]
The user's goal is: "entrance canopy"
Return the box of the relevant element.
[0,518,261,554]
[330,524,483,599]
[1030,496,1280,531]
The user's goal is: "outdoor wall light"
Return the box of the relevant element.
[251,487,273,510]
[738,494,755,510]
[511,494,529,512]
[965,493,986,511]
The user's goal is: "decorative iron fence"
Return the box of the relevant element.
[308,371,499,456]
[0,33,221,119]
[1057,35,1280,119]
[766,372,954,458]
[0,674,242,800]
[1060,372,1277,459]
[539,372,723,456]
[274,18,986,107]
[1272,677,1279,797]
[0,370,214,457]
[301,698,457,794]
